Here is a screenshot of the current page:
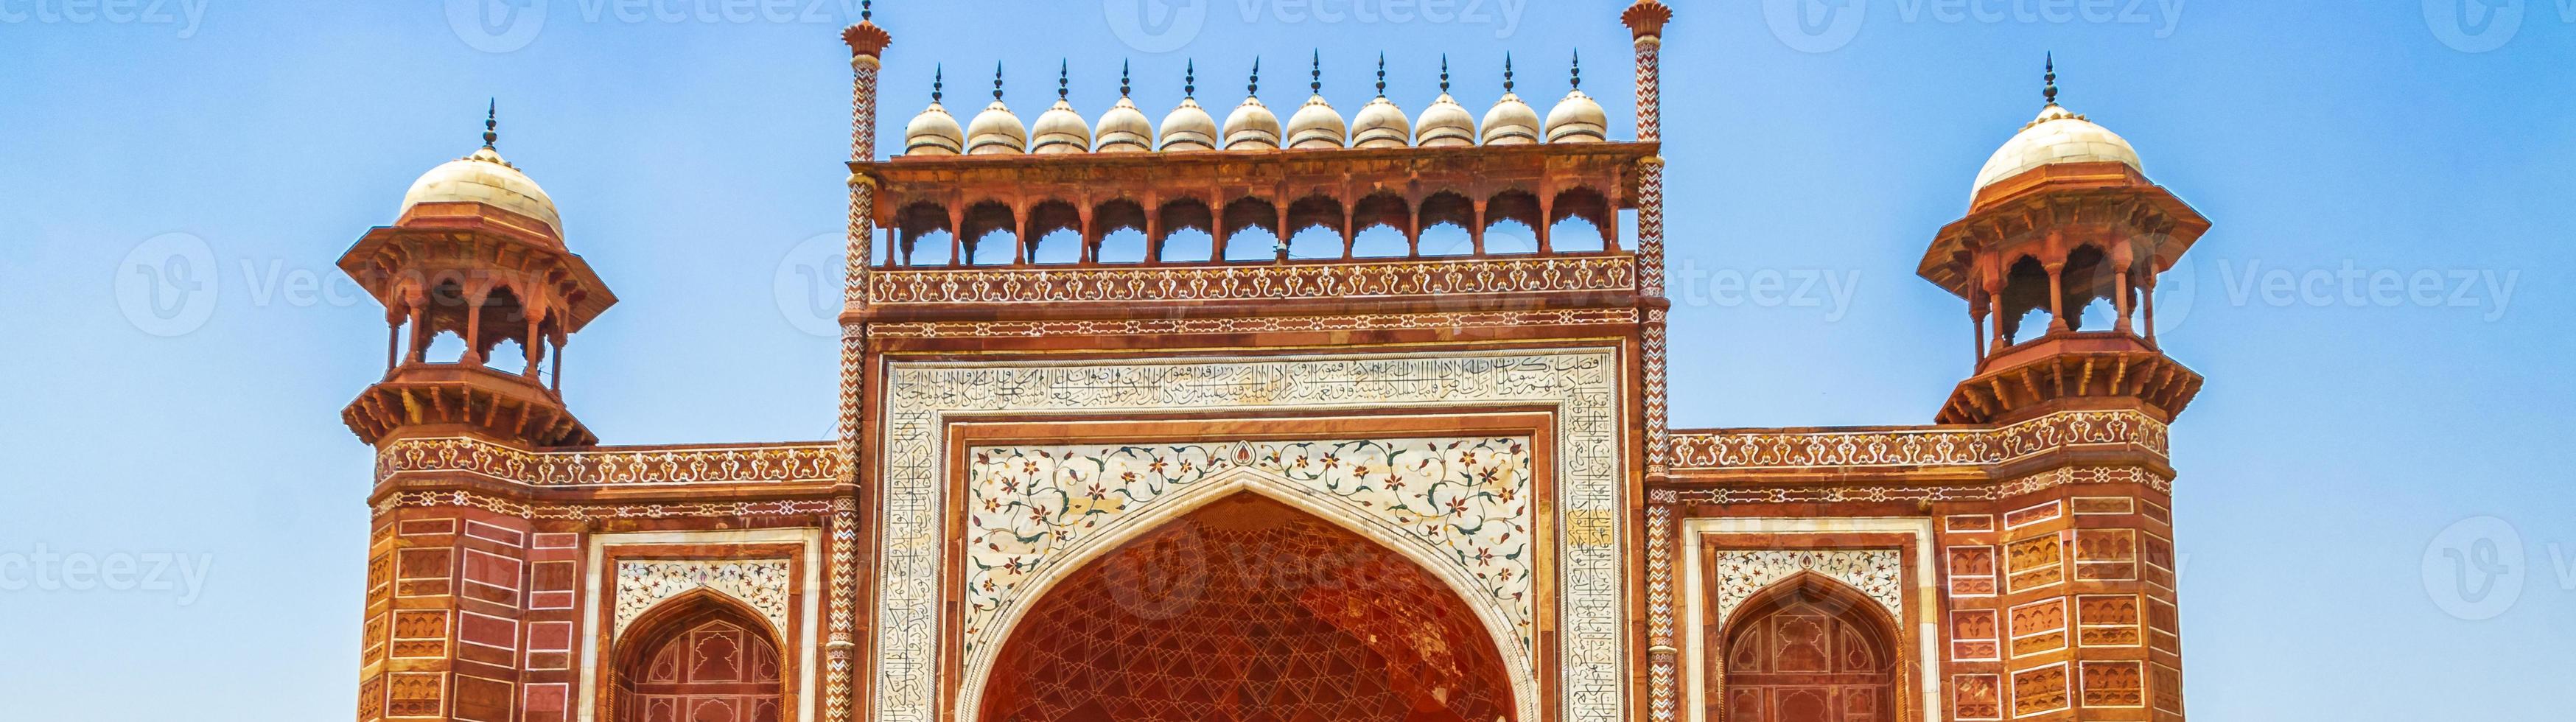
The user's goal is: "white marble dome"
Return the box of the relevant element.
[903,101,965,156]
[1351,95,1411,149]
[400,146,562,239]
[1415,93,1477,147]
[1481,92,1541,146]
[1971,103,2142,194]
[1285,95,1348,150]
[1544,89,1607,143]
[1096,97,1154,153]
[1029,99,1093,155]
[965,100,1028,155]
[1222,95,1282,150]
[1160,97,1219,151]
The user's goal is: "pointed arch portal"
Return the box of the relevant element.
[612,592,788,722]
[1718,574,1899,722]
[975,493,1516,722]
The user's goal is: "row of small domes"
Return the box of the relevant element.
[903,55,1608,156]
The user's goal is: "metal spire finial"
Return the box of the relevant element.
[1249,57,1261,97]
[1571,49,1582,91]
[2043,53,2059,105]
[1309,50,1322,95]
[1440,54,1452,94]
[932,65,944,104]
[481,99,497,149]
[993,63,1005,102]
[1057,60,1071,101]
[1186,60,1197,99]
[1120,60,1133,98]
[1375,53,1387,97]
[1503,53,1516,94]
[859,0,870,21]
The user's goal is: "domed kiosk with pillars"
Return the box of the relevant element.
[337,4,2212,722]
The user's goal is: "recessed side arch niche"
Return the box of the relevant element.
[609,590,790,722]
[1715,574,1900,722]
[976,492,1519,722]
[955,463,1538,722]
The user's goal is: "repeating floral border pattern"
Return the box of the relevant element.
[869,308,1639,339]
[1707,550,1905,629]
[373,489,841,521]
[377,438,844,486]
[1665,410,2167,470]
[875,351,1625,722]
[960,438,1539,665]
[868,256,1637,304]
[613,560,795,640]
[1667,466,2171,506]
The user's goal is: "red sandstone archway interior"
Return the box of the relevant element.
[614,597,785,722]
[978,494,1515,722]
[1717,576,1898,722]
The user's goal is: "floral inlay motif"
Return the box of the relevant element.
[1709,550,1905,628]
[613,560,794,640]
[962,437,1537,662]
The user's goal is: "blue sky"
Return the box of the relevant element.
[3,0,2572,719]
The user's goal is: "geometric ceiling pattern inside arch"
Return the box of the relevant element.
[975,494,1517,722]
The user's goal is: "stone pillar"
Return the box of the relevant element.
[1622,6,1679,721]
[835,16,890,722]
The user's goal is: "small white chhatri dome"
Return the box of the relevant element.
[1415,57,1476,148]
[1160,63,1219,152]
[1284,55,1347,150]
[902,69,965,156]
[1096,63,1155,153]
[1349,56,1411,149]
[1481,56,1542,146]
[1543,52,1606,144]
[1222,60,1282,150]
[1970,58,2143,196]
[965,66,1028,155]
[1029,63,1095,155]
[400,104,564,239]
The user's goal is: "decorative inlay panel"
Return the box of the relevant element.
[962,437,1538,662]
[374,490,839,521]
[1669,466,2171,506]
[1707,549,1904,628]
[612,560,794,641]
[873,351,1625,722]
[1665,410,2166,470]
[378,438,844,486]
[869,307,1639,339]
[867,256,1636,304]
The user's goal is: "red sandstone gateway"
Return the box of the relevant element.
[339,3,2203,721]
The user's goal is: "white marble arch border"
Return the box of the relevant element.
[956,465,1539,722]
[1679,517,1939,722]
[578,528,823,722]
[871,349,1628,722]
